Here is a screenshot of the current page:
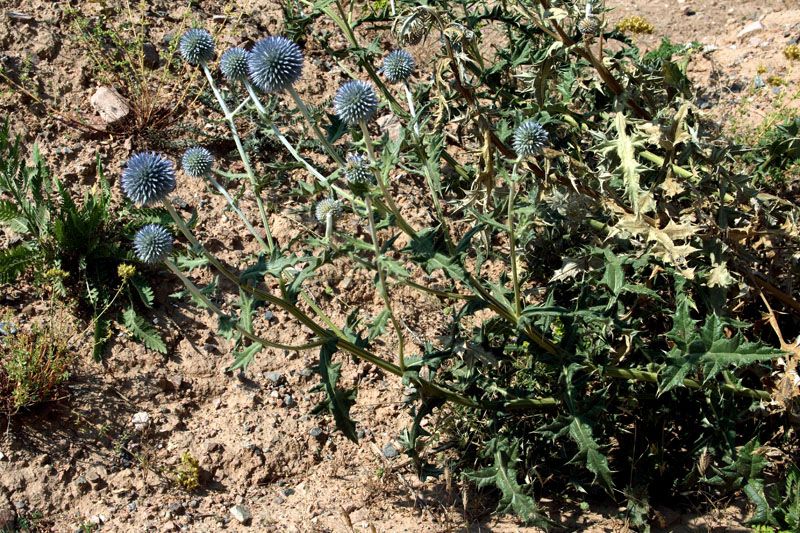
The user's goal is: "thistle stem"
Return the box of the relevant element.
[287,86,345,166]
[402,82,419,135]
[365,195,406,374]
[164,259,324,352]
[200,61,275,252]
[206,172,269,251]
[509,161,522,317]
[244,81,330,185]
[325,211,333,241]
[161,197,567,410]
[359,122,416,237]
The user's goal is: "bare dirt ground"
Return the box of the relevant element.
[1,0,798,531]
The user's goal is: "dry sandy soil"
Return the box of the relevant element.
[0,0,798,531]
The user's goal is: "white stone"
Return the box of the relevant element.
[131,411,150,430]
[90,87,130,125]
[737,21,764,40]
[230,504,252,524]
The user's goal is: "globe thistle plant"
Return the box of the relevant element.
[179,29,215,65]
[220,47,250,82]
[578,16,600,36]
[133,224,174,264]
[121,152,176,207]
[381,50,415,84]
[315,198,342,224]
[513,120,549,158]
[248,36,304,93]
[182,147,214,178]
[334,81,379,126]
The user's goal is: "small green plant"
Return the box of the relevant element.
[1,316,72,415]
[174,451,201,491]
[0,117,165,358]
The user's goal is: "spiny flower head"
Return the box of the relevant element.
[315,198,342,224]
[220,47,250,82]
[133,224,173,264]
[513,120,549,158]
[248,36,304,93]
[182,147,214,178]
[343,154,374,196]
[381,50,415,84]
[334,81,379,125]
[121,152,176,207]
[179,28,215,65]
[578,16,599,36]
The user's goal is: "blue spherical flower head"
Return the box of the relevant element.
[513,120,549,158]
[133,224,173,264]
[220,47,250,82]
[121,152,176,207]
[315,198,342,224]
[248,36,304,93]
[182,147,214,178]
[381,50,415,84]
[334,81,379,126]
[343,154,374,196]
[180,29,215,65]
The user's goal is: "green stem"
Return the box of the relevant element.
[205,173,269,251]
[509,161,522,318]
[287,86,344,166]
[359,122,416,237]
[164,259,325,352]
[365,195,406,373]
[200,61,274,252]
[244,81,331,185]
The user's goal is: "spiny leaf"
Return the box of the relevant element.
[122,307,167,353]
[317,339,358,443]
[226,343,263,373]
[568,417,614,490]
[468,436,548,526]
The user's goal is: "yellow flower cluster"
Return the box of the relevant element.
[784,44,800,61]
[617,16,654,35]
[117,263,137,280]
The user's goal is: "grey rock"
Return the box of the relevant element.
[382,442,400,458]
[265,373,283,385]
[283,395,295,407]
[165,502,184,516]
[128,502,137,511]
[230,504,252,524]
[272,496,284,504]
[90,87,130,126]
[309,428,324,438]
[142,42,159,68]
[280,488,295,497]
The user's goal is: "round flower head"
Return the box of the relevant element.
[179,29,215,65]
[513,120,549,158]
[220,47,250,82]
[133,224,173,264]
[343,155,374,196]
[182,147,214,178]
[121,152,176,207]
[334,81,379,125]
[401,18,426,46]
[315,198,342,224]
[248,36,304,93]
[381,50,415,84]
[578,17,600,36]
